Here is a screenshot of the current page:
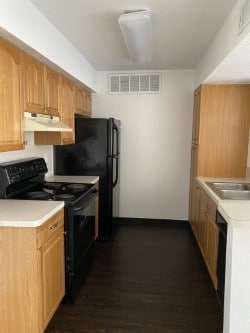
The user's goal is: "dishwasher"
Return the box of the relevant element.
[216,210,228,308]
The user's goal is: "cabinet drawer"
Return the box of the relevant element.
[37,209,64,248]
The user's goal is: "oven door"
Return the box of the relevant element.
[67,191,97,272]
[64,190,97,303]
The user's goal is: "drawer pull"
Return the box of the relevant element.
[49,222,59,230]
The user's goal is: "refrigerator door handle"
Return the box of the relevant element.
[113,123,119,156]
[113,156,119,187]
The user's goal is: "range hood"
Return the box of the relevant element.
[24,112,72,132]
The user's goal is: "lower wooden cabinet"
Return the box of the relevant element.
[0,209,65,333]
[189,186,218,289]
[189,181,200,239]
[206,197,218,288]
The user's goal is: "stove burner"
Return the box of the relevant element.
[44,182,63,190]
[66,183,88,192]
[27,191,51,200]
[54,193,75,201]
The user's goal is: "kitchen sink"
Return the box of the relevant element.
[212,182,247,190]
[205,181,250,200]
[220,190,250,200]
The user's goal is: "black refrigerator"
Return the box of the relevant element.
[54,115,121,241]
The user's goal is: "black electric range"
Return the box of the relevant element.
[0,157,98,303]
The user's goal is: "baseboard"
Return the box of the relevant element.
[113,217,189,228]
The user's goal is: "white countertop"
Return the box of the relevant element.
[197,177,250,227]
[0,200,64,227]
[46,175,99,184]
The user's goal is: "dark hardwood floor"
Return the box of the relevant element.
[45,222,223,333]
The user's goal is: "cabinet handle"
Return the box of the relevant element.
[50,222,59,230]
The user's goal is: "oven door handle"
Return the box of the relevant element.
[72,190,97,212]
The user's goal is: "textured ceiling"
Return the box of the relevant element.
[205,33,250,84]
[30,0,238,71]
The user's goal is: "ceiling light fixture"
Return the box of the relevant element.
[118,10,152,64]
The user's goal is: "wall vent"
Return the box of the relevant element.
[239,0,250,34]
[108,73,161,94]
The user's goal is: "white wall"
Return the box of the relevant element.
[195,0,250,87]
[0,133,53,176]
[92,70,195,220]
[0,0,97,91]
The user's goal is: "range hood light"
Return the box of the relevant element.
[24,112,72,132]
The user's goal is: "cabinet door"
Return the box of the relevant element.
[191,87,201,143]
[34,76,75,145]
[206,198,218,288]
[198,189,208,257]
[61,77,75,144]
[40,227,65,330]
[198,84,250,177]
[0,39,24,152]
[75,84,91,117]
[85,90,92,117]
[190,143,199,184]
[21,52,45,114]
[189,182,200,238]
[75,84,85,115]
[44,66,61,117]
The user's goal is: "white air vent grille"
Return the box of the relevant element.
[239,0,250,34]
[109,73,161,94]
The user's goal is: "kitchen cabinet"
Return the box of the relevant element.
[75,84,92,117]
[34,76,75,145]
[21,53,61,117]
[189,84,250,287]
[44,66,61,117]
[0,38,24,152]
[194,187,218,289]
[85,89,92,117]
[192,84,250,178]
[206,196,218,288]
[21,52,45,115]
[198,188,208,258]
[189,181,200,240]
[0,209,65,333]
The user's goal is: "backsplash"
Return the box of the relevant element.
[0,132,53,175]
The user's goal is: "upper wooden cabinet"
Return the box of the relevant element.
[85,90,92,116]
[22,53,61,117]
[191,86,201,143]
[191,84,250,178]
[0,38,24,152]
[34,76,75,145]
[75,84,92,117]
[21,52,45,114]
[44,66,61,117]
[60,77,75,144]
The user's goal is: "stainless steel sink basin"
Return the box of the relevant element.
[205,181,250,200]
[212,182,247,190]
[220,190,250,200]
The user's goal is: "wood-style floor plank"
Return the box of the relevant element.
[45,222,223,333]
